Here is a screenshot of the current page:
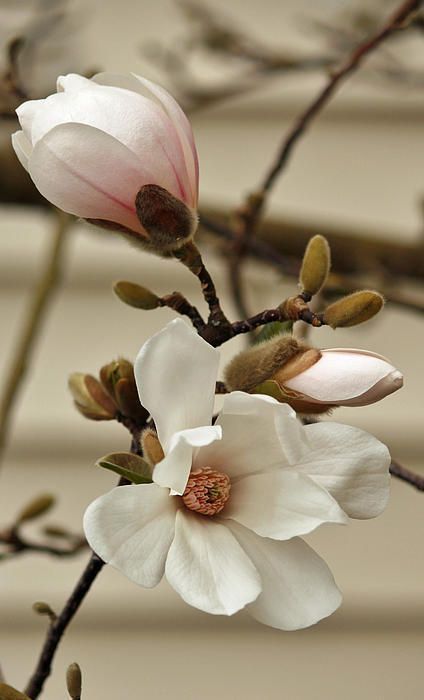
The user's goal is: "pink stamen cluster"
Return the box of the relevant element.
[182,467,231,516]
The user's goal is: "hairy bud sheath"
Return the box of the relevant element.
[299,235,331,297]
[66,663,82,700]
[323,291,384,328]
[12,72,199,252]
[225,336,403,413]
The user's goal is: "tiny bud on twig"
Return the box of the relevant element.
[299,235,331,296]
[32,602,57,622]
[113,281,161,310]
[66,663,82,700]
[16,495,55,524]
[323,290,384,328]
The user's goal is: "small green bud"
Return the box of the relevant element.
[299,235,331,296]
[32,601,56,621]
[0,684,30,700]
[95,452,153,484]
[16,494,55,524]
[68,374,116,421]
[66,663,82,700]
[323,290,384,328]
[113,281,160,310]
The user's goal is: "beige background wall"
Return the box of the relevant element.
[0,1,423,698]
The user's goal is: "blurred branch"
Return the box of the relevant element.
[390,460,424,490]
[0,527,86,560]
[0,210,71,466]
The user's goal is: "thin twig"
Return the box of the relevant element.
[390,460,424,491]
[159,291,205,330]
[0,528,86,558]
[0,210,71,465]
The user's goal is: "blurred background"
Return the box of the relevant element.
[0,0,423,698]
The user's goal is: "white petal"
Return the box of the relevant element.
[16,97,46,142]
[165,510,261,615]
[11,130,32,171]
[134,319,219,452]
[57,73,94,92]
[83,483,177,588]
[296,422,391,519]
[154,425,222,495]
[223,470,347,539]
[93,72,199,207]
[285,349,400,404]
[28,122,148,232]
[229,522,342,630]
[197,392,307,479]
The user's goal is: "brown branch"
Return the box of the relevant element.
[0,210,71,466]
[0,528,86,559]
[159,291,205,330]
[390,460,424,491]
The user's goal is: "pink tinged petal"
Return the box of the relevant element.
[134,319,220,453]
[11,130,32,171]
[223,471,347,539]
[153,425,222,495]
[296,422,391,519]
[83,484,177,588]
[92,72,199,207]
[27,122,148,233]
[284,348,403,406]
[228,522,342,630]
[165,509,261,615]
[197,392,307,480]
[27,85,187,202]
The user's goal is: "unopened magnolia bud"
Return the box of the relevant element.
[323,290,384,328]
[284,348,403,408]
[17,494,55,524]
[99,360,147,423]
[66,663,82,700]
[299,235,331,297]
[224,336,303,393]
[32,601,56,620]
[141,429,165,466]
[68,374,116,421]
[0,683,30,700]
[113,281,160,310]
[135,184,198,253]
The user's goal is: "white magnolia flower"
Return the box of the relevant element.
[284,348,403,407]
[12,72,198,242]
[84,319,391,630]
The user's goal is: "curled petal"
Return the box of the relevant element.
[134,319,219,453]
[228,522,342,630]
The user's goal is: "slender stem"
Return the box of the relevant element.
[24,553,104,699]
[159,291,205,330]
[0,210,71,465]
[390,460,424,491]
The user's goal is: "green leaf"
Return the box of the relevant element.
[96,452,153,484]
[254,321,293,345]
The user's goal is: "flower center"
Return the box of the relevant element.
[182,467,231,516]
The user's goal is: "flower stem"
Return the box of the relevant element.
[0,209,71,466]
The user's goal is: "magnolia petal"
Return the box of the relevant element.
[165,510,261,615]
[16,97,45,142]
[83,484,177,588]
[11,130,32,171]
[154,425,222,495]
[28,122,148,232]
[197,392,307,480]
[57,73,94,92]
[223,470,347,539]
[296,422,391,519]
[229,522,342,630]
[134,319,220,453]
[285,349,402,405]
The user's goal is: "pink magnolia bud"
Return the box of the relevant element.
[283,348,403,407]
[11,72,199,246]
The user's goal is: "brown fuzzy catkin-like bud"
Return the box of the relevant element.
[323,290,384,328]
[142,429,165,466]
[224,336,302,393]
[299,235,331,297]
[66,663,82,700]
[135,184,198,253]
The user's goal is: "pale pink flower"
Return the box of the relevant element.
[84,320,391,631]
[284,348,403,407]
[11,73,198,237]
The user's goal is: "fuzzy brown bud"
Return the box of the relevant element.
[66,663,82,700]
[135,184,198,253]
[141,429,165,466]
[68,374,117,421]
[16,494,55,524]
[299,235,331,297]
[99,360,147,423]
[323,290,384,328]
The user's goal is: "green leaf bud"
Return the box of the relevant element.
[299,235,331,297]
[16,494,55,524]
[113,281,160,310]
[66,663,82,700]
[323,290,384,328]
